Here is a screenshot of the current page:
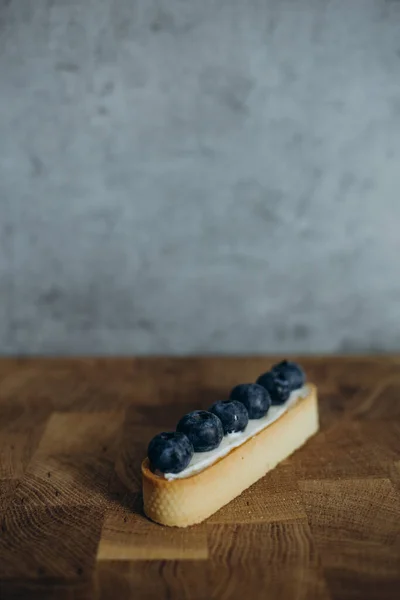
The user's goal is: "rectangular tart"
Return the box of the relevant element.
[142,383,318,527]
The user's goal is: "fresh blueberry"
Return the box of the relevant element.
[209,400,249,435]
[256,371,290,405]
[229,383,271,419]
[147,431,194,474]
[271,360,305,391]
[176,410,224,452]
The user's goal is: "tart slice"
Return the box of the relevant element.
[142,361,319,527]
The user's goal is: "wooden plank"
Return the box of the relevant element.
[0,359,145,412]
[208,564,330,600]
[389,460,400,496]
[12,411,125,509]
[97,495,208,561]
[0,580,93,600]
[96,560,210,600]
[290,421,390,480]
[0,356,400,599]
[323,540,400,600]
[0,479,18,519]
[112,410,163,495]
[0,433,32,480]
[207,522,329,600]
[299,478,400,547]
[0,411,124,584]
[0,396,52,527]
[207,463,306,524]
[207,520,319,566]
[299,478,400,600]
[0,397,52,476]
[0,504,103,580]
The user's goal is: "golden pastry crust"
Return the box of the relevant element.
[142,384,318,527]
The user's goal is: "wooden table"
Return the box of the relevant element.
[0,357,399,599]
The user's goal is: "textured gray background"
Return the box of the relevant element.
[1,0,400,355]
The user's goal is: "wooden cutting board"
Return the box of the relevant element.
[0,357,399,599]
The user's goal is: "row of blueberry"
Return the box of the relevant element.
[148,360,305,474]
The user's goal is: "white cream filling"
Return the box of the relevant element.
[164,385,309,480]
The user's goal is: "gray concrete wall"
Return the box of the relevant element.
[1,0,400,355]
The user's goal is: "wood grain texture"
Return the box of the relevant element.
[1,356,400,599]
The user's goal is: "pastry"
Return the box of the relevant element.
[142,361,319,527]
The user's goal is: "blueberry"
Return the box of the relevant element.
[229,383,271,419]
[271,360,305,391]
[209,400,249,435]
[256,371,290,405]
[147,431,194,474]
[176,410,224,452]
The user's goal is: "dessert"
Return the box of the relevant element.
[142,360,319,527]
